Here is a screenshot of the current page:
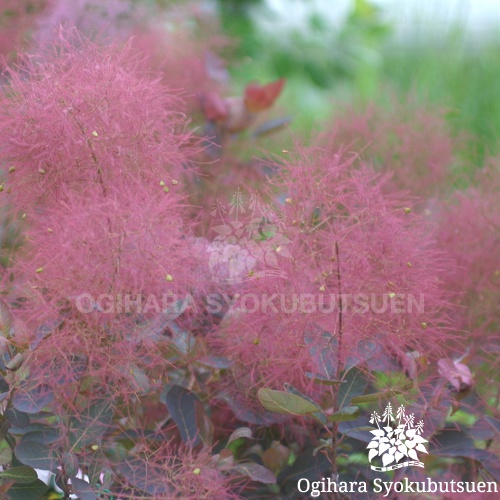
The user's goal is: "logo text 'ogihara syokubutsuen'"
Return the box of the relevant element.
[367,403,428,471]
[296,402,498,497]
[206,188,291,284]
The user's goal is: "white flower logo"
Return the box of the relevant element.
[367,403,428,471]
[207,189,291,284]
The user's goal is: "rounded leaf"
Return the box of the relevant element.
[0,299,13,338]
[257,388,320,415]
[12,384,54,414]
[0,466,37,484]
[15,441,58,471]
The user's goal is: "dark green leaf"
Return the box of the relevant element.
[0,419,11,441]
[218,392,287,425]
[305,372,343,386]
[62,452,79,477]
[485,416,500,435]
[12,384,54,414]
[429,427,473,456]
[0,299,13,337]
[5,408,30,429]
[430,428,500,480]
[30,319,63,350]
[20,428,60,445]
[119,364,150,396]
[165,385,203,446]
[345,339,382,369]
[195,402,213,446]
[350,389,399,404]
[337,368,367,409]
[0,374,9,393]
[197,356,233,369]
[70,477,97,500]
[227,427,252,445]
[0,443,13,466]
[232,463,276,484]
[170,323,195,355]
[328,406,360,422]
[86,448,105,486]
[5,353,24,371]
[338,418,374,443]
[277,448,330,495]
[68,399,114,450]
[6,478,49,500]
[0,466,37,484]
[257,388,321,415]
[15,441,58,470]
[116,458,172,495]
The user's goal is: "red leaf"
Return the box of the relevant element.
[244,78,285,112]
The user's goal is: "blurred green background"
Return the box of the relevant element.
[216,0,500,166]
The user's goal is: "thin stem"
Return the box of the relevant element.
[326,241,344,499]
[335,241,343,371]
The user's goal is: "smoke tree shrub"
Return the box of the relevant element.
[209,139,461,480]
[0,30,235,499]
[434,162,500,415]
[0,8,497,500]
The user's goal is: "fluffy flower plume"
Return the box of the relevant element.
[436,162,500,344]
[0,28,193,211]
[211,139,457,411]
[0,29,207,408]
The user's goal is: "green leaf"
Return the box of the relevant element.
[232,463,276,484]
[164,385,203,446]
[115,458,172,495]
[68,399,114,451]
[0,441,13,466]
[284,383,327,424]
[485,416,500,435]
[14,441,58,470]
[30,319,63,350]
[277,448,330,496]
[305,372,343,386]
[0,466,37,484]
[119,364,150,396]
[257,388,321,415]
[430,428,500,481]
[5,353,24,371]
[227,427,252,446]
[12,384,54,414]
[5,408,30,429]
[197,356,233,369]
[337,368,367,409]
[0,419,10,442]
[70,477,97,500]
[350,382,413,405]
[0,374,9,396]
[6,478,49,500]
[0,299,13,338]
[20,428,60,445]
[350,391,391,404]
[328,406,360,422]
[62,452,79,477]
[86,448,105,486]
